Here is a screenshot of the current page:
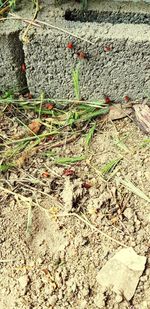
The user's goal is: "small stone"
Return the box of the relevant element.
[123,208,134,220]
[115,294,123,303]
[49,295,58,306]
[82,287,89,297]
[94,294,105,308]
[18,275,29,294]
[140,275,148,282]
[80,300,87,309]
[37,257,44,265]
[97,247,146,301]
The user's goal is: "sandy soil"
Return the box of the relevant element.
[0,110,150,309]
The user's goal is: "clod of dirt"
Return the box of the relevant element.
[97,247,147,301]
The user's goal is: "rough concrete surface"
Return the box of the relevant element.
[0,30,27,93]
[1,0,150,100]
[23,19,150,101]
[0,1,33,93]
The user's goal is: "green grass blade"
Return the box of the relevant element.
[113,138,129,152]
[54,155,85,165]
[116,178,150,203]
[0,163,15,172]
[72,65,80,100]
[6,131,58,145]
[140,138,150,148]
[86,123,96,146]
[78,107,109,122]
[101,158,122,175]
[42,151,57,157]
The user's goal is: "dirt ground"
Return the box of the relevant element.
[0,108,150,309]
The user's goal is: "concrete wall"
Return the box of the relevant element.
[0,31,27,93]
[23,22,150,101]
[1,0,150,101]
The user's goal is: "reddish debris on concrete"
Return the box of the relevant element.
[104,96,111,104]
[124,95,130,102]
[67,42,74,49]
[76,51,88,60]
[21,63,26,73]
[104,45,112,52]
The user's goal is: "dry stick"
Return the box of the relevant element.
[0,15,41,27]
[35,19,95,45]
[0,186,127,247]
[21,0,40,42]
[47,133,80,149]
[9,13,94,45]
[57,213,127,248]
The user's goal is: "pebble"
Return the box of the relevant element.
[140,275,148,282]
[94,294,105,308]
[82,287,89,297]
[49,295,58,307]
[123,208,134,220]
[115,294,123,303]
[18,275,29,294]
[80,300,87,309]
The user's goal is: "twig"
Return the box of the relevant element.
[0,186,127,247]
[35,18,95,45]
[21,0,40,42]
[8,13,94,45]
[1,15,41,27]
[49,133,80,149]
[57,212,128,247]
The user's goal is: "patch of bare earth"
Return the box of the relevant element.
[0,114,150,309]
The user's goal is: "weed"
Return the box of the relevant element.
[140,138,150,148]
[53,155,86,165]
[116,177,150,203]
[72,64,80,100]
[101,158,122,176]
[0,0,16,13]
[85,123,96,146]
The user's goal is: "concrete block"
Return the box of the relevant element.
[0,2,33,93]
[0,30,27,93]
[1,0,150,101]
[23,17,150,101]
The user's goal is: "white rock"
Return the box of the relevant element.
[94,294,105,309]
[80,300,87,309]
[123,208,134,220]
[49,295,58,306]
[115,294,123,303]
[97,247,146,301]
[18,275,29,293]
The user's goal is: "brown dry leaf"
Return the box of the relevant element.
[133,104,150,134]
[28,120,41,135]
[101,103,133,122]
[108,104,133,121]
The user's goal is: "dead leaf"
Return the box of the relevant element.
[101,103,133,122]
[108,104,133,121]
[28,120,41,135]
[133,104,150,134]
